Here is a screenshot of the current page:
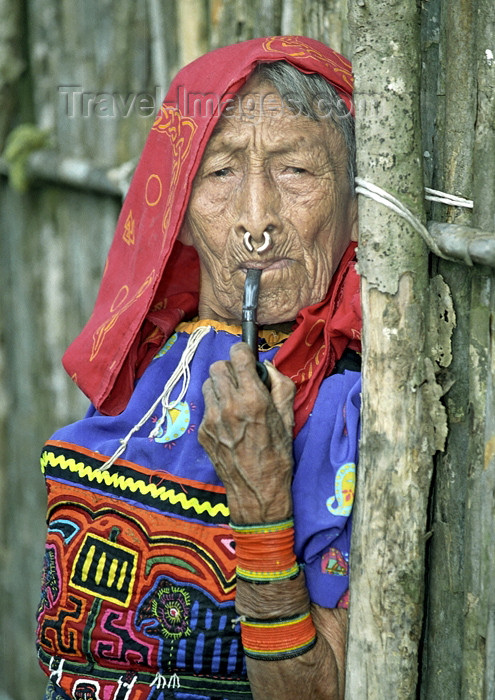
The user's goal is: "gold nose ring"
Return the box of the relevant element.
[243,231,271,254]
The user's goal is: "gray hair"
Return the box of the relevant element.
[252,61,355,191]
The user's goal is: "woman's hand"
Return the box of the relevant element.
[198,342,296,523]
[199,342,347,699]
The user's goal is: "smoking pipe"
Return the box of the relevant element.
[241,268,271,389]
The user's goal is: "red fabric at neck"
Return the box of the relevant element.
[62,36,360,435]
[276,241,360,434]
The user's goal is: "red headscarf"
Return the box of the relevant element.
[63,36,361,434]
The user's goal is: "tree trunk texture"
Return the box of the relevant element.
[345,1,452,697]
[420,1,495,698]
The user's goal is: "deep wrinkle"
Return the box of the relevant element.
[180,76,357,325]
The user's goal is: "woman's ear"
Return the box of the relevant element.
[178,219,193,246]
[349,196,358,242]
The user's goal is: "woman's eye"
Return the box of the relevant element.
[211,168,232,177]
[286,166,308,175]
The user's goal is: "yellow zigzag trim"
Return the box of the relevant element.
[41,450,229,519]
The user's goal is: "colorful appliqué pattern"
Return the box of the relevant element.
[321,549,350,611]
[37,441,252,699]
[326,462,355,516]
[151,402,191,444]
[321,548,348,577]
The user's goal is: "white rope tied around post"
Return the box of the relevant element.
[355,177,473,262]
[97,324,211,471]
[424,187,473,209]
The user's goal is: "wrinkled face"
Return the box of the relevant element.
[181,76,357,325]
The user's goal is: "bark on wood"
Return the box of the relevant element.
[345,1,448,697]
[419,2,471,696]
[404,3,495,695]
[459,1,495,695]
[420,1,495,698]
[427,222,495,268]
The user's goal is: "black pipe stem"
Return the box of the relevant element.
[241,269,271,389]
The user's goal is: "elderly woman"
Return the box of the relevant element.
[37,37,361,700]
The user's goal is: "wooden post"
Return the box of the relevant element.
[418,0,473,696]
[345,1,450,696]
[420,0,495,697]
[459,0,495,696]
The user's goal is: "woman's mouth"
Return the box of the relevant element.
[240,258,293,273]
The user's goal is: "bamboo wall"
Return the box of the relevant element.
[0,1,493,699]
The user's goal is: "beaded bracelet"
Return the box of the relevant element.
[229,518,294,534]
[230,518,300,583]
[239,612,317,661]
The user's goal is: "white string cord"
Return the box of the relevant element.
[149,324,212,439]
[424,187,473,209]
[355,177,472,261]
[97,324,211,471]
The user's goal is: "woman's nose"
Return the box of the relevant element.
[234,171,282,250]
